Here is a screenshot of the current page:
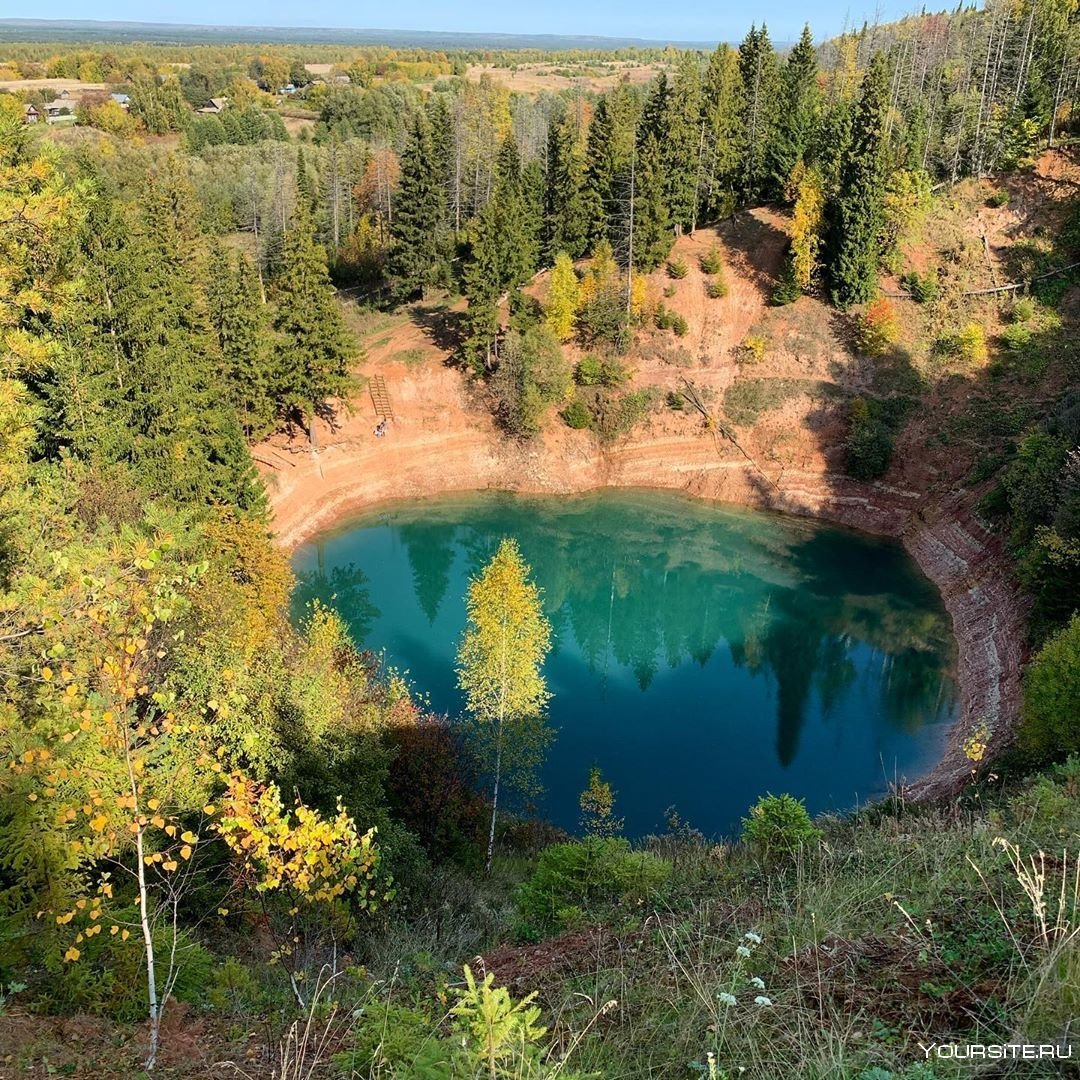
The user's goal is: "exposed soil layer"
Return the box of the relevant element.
[262,412,1024,804]
[259,201,1040,805]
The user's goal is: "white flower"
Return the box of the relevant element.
[749,976,766,990]
[743,931,762,945]
[753,995,773,1007]
[735,945,751,959]
[717,991,737,1006]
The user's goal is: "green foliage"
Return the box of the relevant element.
[826,53,890,307]
[579,767,624,838]
[666,257,689,280]
[845,397,896,480]
[516,838,671,935]
[771,258,801,305]
[1010,296,1036,323]
[389,113,450,299]
[492,326,571,437]
[987,188,1011,208]
[271,201,357,446]
[706,277,729,300]
[1021,615,1080,762]
[561,398,593,430]
[700,245,726,275]
[741,793,821,859]
[899,268,940,303]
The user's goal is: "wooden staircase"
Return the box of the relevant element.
[369,375,394,421]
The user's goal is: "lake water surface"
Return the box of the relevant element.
[292,490,958,838]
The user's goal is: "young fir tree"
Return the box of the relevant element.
[826,52,891,308]
[456,538,552,874]
[767,24,820,200]
[543,111,588,262]
[737,25,781,205]
[272,199,356,448]
[206,242,280,440]
[388,112,449,299]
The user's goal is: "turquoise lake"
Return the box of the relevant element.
[291,490,958,838]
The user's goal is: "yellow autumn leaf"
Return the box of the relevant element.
[180,845,192,860]
[162,859,178,872]
[121,929,130,941]
[180,831,197,845]
[64,947,80,962]
[89,815,107,832]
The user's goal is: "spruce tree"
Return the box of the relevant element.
[543,111,588,263]
[737,25,781,205]
[206,242,280,440]
[767,25,820,199]
[701,44,745,219]
[582,98,617,247]
[389,113,449,299]
[664,53,704,233]
[632,133,672,272]
[272,199,356,448]
[826,53,891,308]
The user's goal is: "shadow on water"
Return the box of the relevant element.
[293,491,962,837]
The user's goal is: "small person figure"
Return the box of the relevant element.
[373,418,388,438]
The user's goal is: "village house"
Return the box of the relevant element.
[198,96,228,114]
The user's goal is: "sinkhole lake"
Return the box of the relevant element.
[292,490,958,838]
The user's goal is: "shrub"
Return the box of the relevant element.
[771,259,800,305]
[899,268,940,303]
[953,322,989,365]
[561,398,593,429]
[1000,323,1032,353]
[662,283,677,298]
[671,314,689,337]
[855,298,899,356]
[845,397,895,480]
[654,304,673,331]
[706,278,728,299]
[1021,614,1080,761]
[987,187,1011,208]
[1010,296,1036,323]
[666,257,689,280]
[700,245,725,274]
[575,355,603,386]
[741,793,821,859]
[516,838,671,934]
[737,334,767,365]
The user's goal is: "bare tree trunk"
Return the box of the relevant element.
[484,721,503,875]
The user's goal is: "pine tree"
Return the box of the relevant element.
[272,199,357,447]
[388,113,450,299]
[768,25,820,199]
[826,52,892,308]
[543,111,588,262]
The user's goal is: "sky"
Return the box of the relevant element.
[22,0,921,46]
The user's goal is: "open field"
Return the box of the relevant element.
[463,60,661,92]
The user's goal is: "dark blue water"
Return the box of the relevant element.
[291,490,957,838]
